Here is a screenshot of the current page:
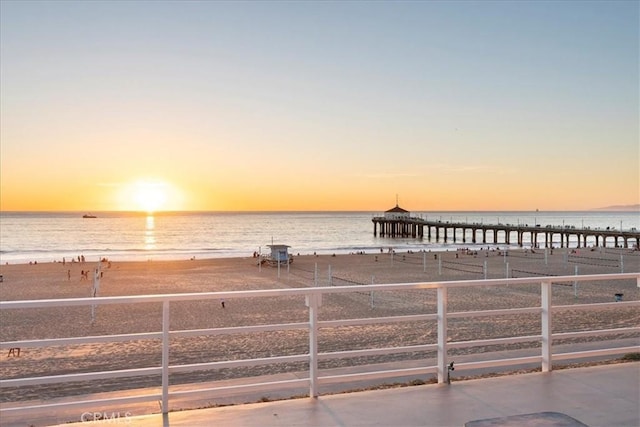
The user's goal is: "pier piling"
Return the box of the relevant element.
[372,217,640,249]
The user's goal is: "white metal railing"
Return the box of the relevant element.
[1,273,639,417]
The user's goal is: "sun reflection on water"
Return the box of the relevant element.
[144,215,156,250]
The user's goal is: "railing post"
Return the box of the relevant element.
[306,291,321,398]
[162,300,170,413]
[541,280,552,372]
[437,286,448,383]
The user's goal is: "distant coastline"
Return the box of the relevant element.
[592,204,640,212]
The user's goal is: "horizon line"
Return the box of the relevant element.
[1,206,639,214]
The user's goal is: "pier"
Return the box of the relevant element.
[372,210,640,249]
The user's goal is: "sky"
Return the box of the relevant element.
[1,0,638,212]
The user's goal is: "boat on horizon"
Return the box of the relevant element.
[82,214,97,218]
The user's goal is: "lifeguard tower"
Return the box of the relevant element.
[263,244,293,266]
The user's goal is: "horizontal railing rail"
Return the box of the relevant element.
[1,272,638,418]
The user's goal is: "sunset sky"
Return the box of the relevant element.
[1,1,638,212]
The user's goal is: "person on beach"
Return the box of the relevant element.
[221,299,225,309]
[67,270,71,281]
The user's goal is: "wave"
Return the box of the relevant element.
[1,246,236,253]
[0,247,246,264]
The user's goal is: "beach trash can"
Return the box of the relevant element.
[614,293,623,302]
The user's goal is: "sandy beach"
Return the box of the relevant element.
[1,247,639,405]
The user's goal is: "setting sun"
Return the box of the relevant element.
[116,180,183,213]
[134,181,166,213]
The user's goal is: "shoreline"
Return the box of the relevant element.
[2,241,638,267]
[0,243,554,266]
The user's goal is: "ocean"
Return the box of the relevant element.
[1,210,638,264]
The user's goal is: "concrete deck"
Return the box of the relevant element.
[57,362,639,427]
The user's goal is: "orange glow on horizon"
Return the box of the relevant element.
[0,173,637,212]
